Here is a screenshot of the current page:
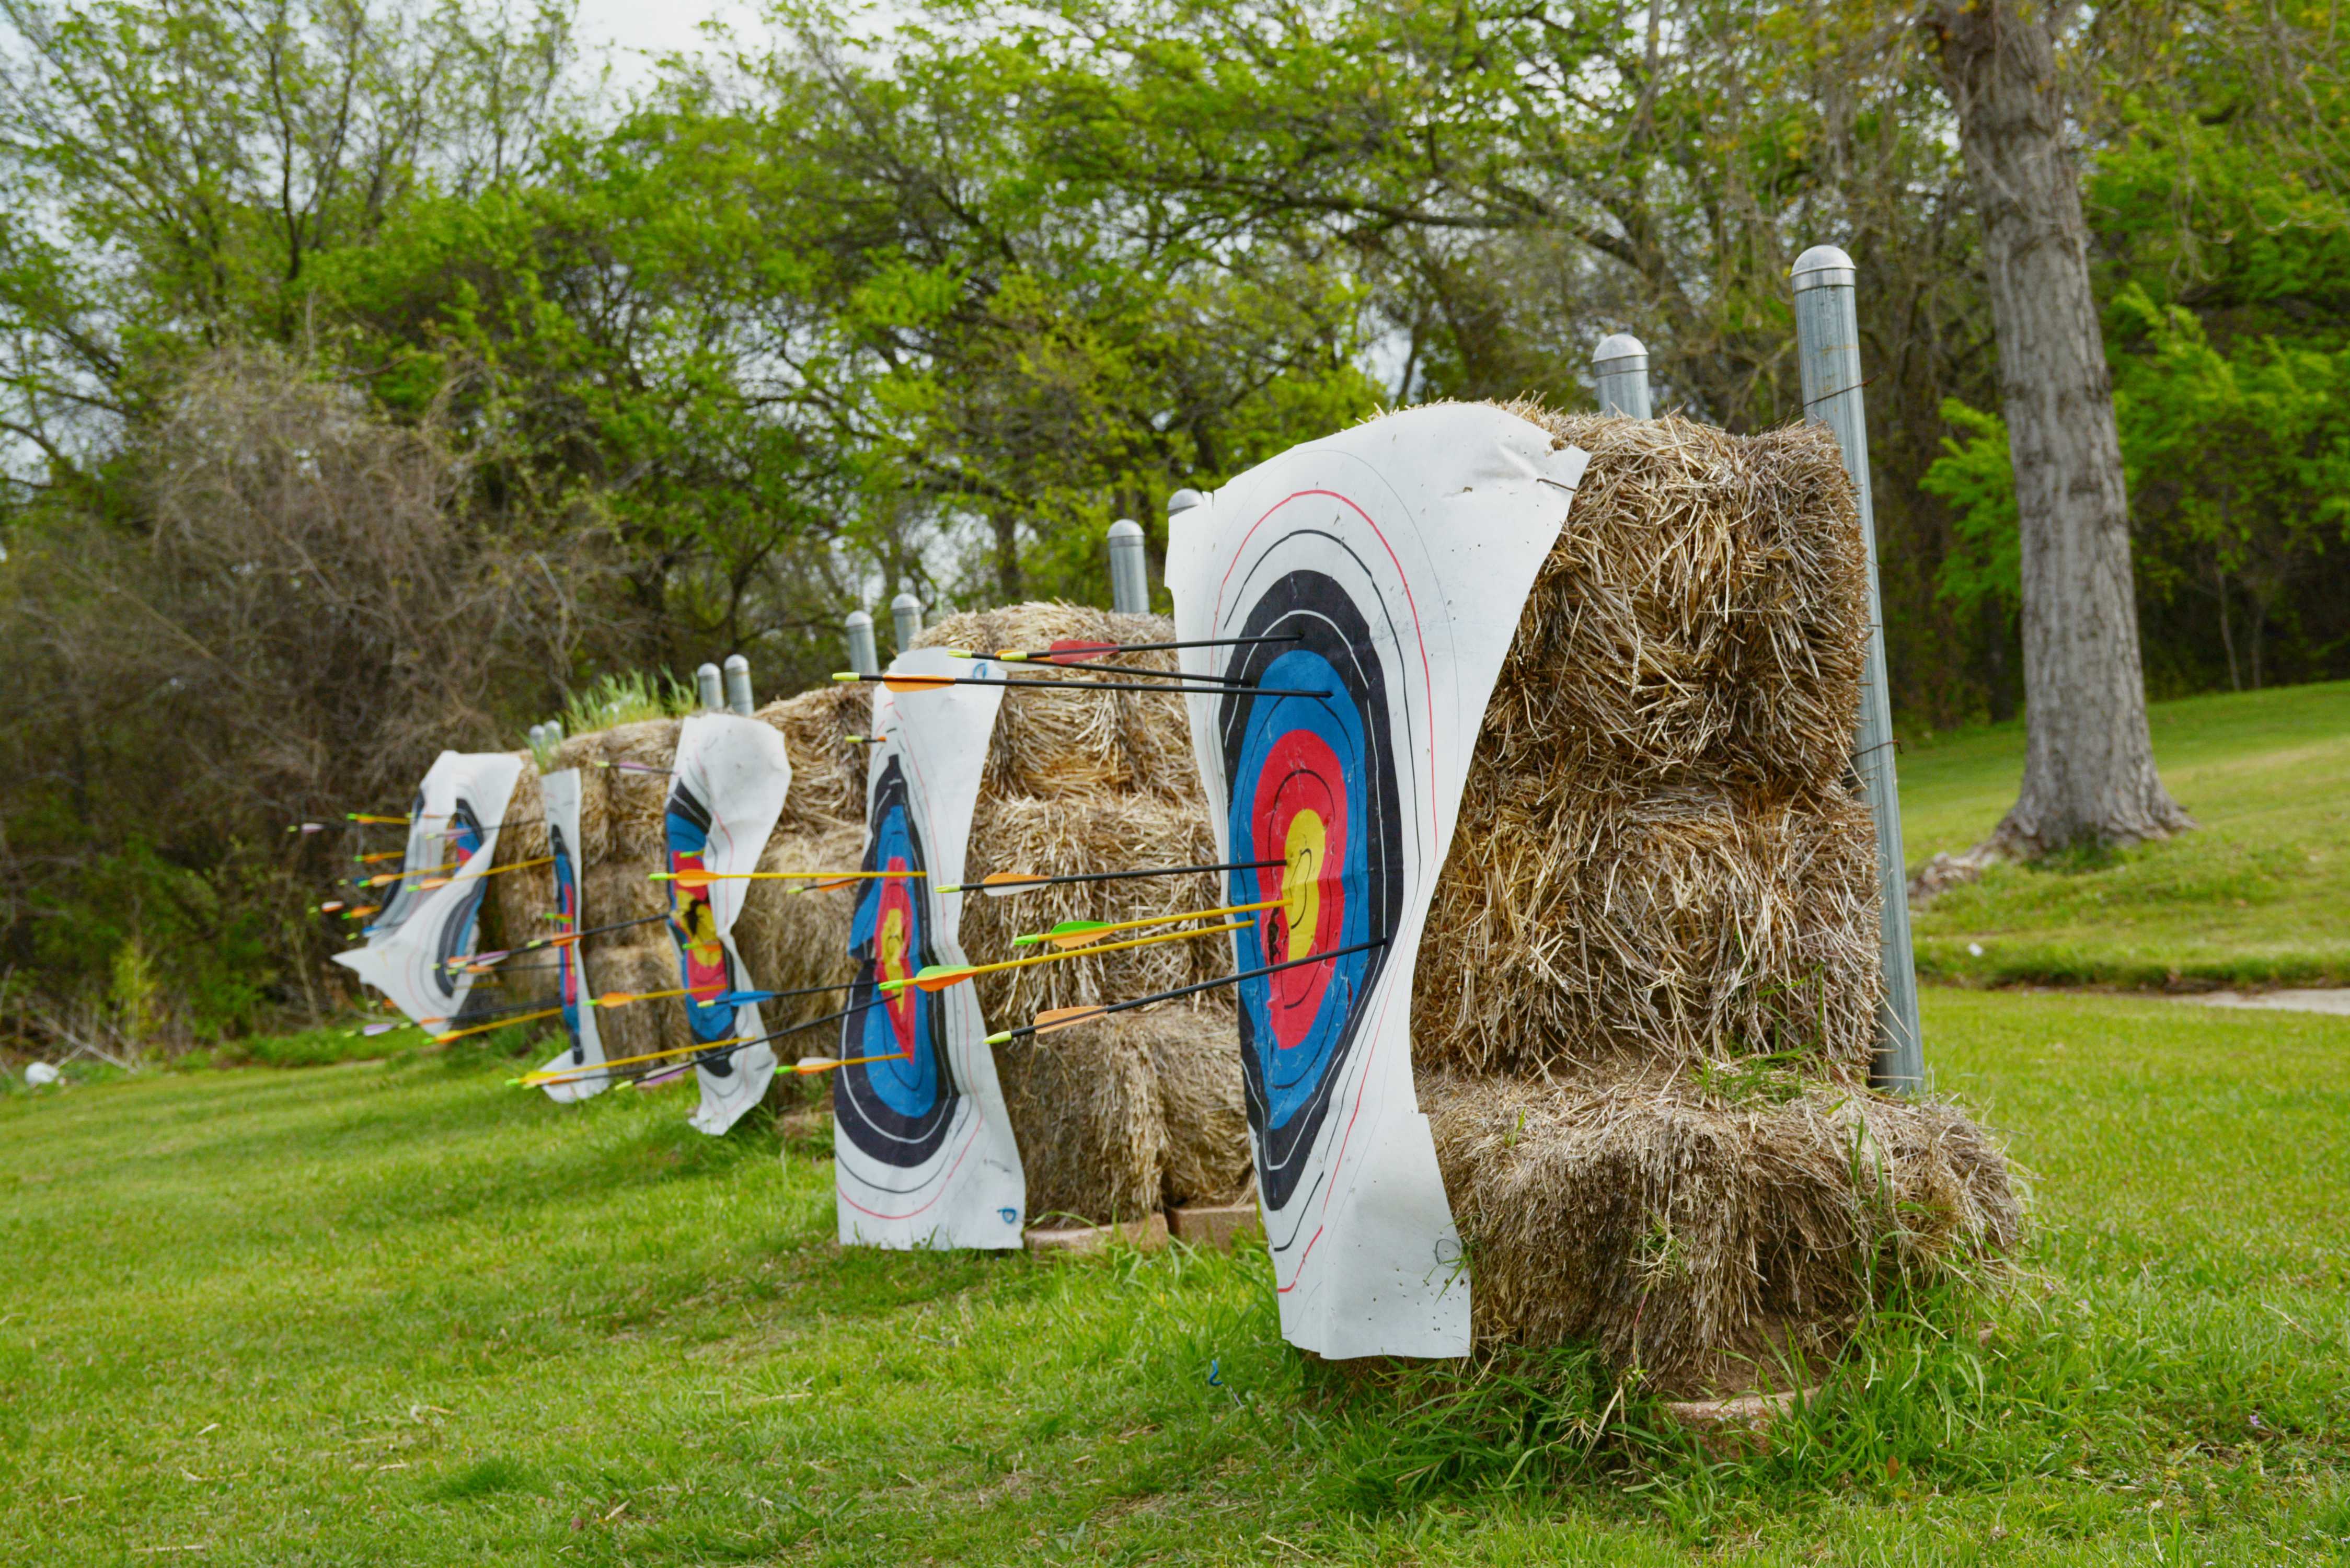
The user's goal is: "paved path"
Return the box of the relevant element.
[2181,988,2350,1017]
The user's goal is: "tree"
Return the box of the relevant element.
[1922,0,2192,852]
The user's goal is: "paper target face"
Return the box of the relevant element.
[661,711,790,1136]
[536,769,606,1103]
[364,788,434,944]
[1219,574,1407,1212]
[332,752,523,1031]
[836,757,960,1170]
[834,649,1025,1249]
[1168,402,1588,1358]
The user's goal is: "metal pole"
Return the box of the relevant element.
[1791,243,1923,1094]
[1593,333,1653,419]
[722,653,753,717]
[546,720,563,747]
[890,591,924,652]
[695,662,723,713]
[527,722,545,754]
[1107,518,1149,613]
[845,610,879,676]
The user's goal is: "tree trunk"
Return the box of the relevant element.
[1927,0,2193,854]
[991,511,1022,603]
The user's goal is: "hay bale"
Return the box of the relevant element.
[1480,408,1870,796]
[587,941,690,1067]
[995,1013,1168,1225]
[733,821,865,1032]
[549,732,613,863]
[600,717,680,863]
[582,862,667,956]
[961,793,1228,1024]
[1132,1001,1253,1207]
[913,604,1197,802]
[487,761,556,1002]
[758,685,872,833]
[1414,781,1881,1079]
[1424,1064,2021,1395]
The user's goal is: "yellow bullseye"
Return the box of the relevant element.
[880,905,911,1018]
[1282,811,1325,960]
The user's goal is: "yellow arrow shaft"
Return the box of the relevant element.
[888,918,1248,992]
[1035,899,1278,949]
[433,1006,564,1044]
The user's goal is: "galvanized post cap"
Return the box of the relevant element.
[1791,244,1856,292]
[1165,489,1204,515]
[845,609,872,628]
[722,652,749,675]
[1593,331,1648,368]
[890,590,921,613]
[1108,517,1145,541]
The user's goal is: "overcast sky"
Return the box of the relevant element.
[569,0,761,92]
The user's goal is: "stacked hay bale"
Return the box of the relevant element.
[1412,407,2019,1394]
[913,604,1252,1226]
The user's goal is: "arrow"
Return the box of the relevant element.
[413,855,553,892]
[287,822,328,835]
[1016,899,1281,949]
[345,813,411,825]
[950,634,1300,663]
[650,868,921,890]
[591,758,667,775]
[884,918,1248,995]
[987,937,1390,1044]
[698,979,856,1009]
[834,672,1330,699]
[448,912,669,971]
[588,984,729,1010]
[433,1005,565,1044]
[514,998,896,1089]
[353,849,406,863]
[339,904,382,920]
[941,858,1285,896]
[345,857,463,889]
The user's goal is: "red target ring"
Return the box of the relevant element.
[1249,729,1347,1052]
[874,856,919,1058]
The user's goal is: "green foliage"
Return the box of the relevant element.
[559,670,699,734]
[1,991,2343,1560]
[1919,398,2021,621]
[1905,679,2350,987]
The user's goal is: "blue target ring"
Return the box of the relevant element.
[1217,570,1404,1210]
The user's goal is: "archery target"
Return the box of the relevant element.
[661,712,791,1137]
[1168,401,1588,1358]
[833,648,1025,1249]
[1219,575,1406,1212]
[536,768,606,1103]
[332,752,523,1032]
[836,758,959,1170]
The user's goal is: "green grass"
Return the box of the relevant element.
[4,991,2345,1563]
[1902,680,2350,988]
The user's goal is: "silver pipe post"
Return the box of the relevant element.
[1107,518,1149,613]
[890,591,924,652]
[845,610,879,676]
[546,720,563,747]
[695,662,724,712]
[1593,332,1653,419]
[722,653,753,717]
[1792,243,1923,1094]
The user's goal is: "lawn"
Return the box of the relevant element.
[4,991,2345,1564]
[1900,680,2350,988]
